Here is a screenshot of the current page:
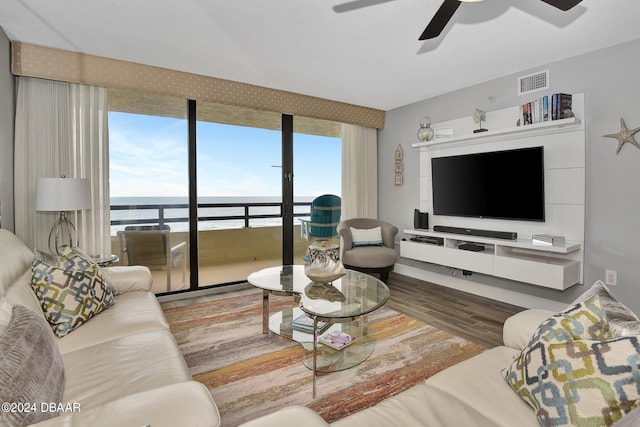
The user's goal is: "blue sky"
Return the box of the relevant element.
[108,112,341,199]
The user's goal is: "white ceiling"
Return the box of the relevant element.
[2,0,640,111]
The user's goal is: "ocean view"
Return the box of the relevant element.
[110,196,315,234]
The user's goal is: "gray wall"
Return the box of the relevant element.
[0,27,15,231]
[379,37,640,313]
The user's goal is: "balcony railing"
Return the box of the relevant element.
[110,201,312,232]
[109,200,337,293]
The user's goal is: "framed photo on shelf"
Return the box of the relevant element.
[434,127,454,139]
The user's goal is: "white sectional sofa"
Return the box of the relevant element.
[240,284,640,427]
[0,229,220,427]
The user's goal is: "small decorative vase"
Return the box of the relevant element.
[417,117,434,142]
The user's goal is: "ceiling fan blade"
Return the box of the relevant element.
[333,0,397,13]
[541,0,583,11]
[419,0,462,41]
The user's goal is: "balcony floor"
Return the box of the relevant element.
[149,257,304,294]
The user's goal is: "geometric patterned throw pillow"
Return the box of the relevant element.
[503,295,640,427]
[30,250,115,338]
[534,295,613,343]
[58,246,117,293]
[571,280,640,337]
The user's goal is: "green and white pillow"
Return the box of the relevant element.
[503,295,640,427]
[31,247,115,337]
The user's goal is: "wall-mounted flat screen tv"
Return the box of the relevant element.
[431,146,545,222]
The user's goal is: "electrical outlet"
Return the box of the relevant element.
[605,270,617,286]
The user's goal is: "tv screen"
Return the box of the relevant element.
[431,146,545,222]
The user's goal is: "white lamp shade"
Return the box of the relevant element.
[36,177,91,212]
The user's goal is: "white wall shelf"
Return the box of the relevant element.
[401,229,582,290]
[412,117,581,149]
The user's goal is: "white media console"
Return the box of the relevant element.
[402,93,586,291]
[401,229,582,290]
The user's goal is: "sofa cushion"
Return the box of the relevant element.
[332,346,539,427]
[31,257,115,337]
[0,299,12,335]
[342,246,397,269]
[33,382,220,427]
[0,229,35,297]
[4,271,48,320]
[0,305,65,427]
[101,265,153,293]
[503,308,555,350]
[240,406,329,427]
[61,329,191,408]
[572,280,640,337]
[350,226,383,247]
[57,290,170,354]
[504,296,640,427]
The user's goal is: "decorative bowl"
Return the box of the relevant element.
[304,261,345,284]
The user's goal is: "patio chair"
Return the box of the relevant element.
[299,194,342,241]
[117,225,187,292]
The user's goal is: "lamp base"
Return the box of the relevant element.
[473,128,488,133]
[48,211,78,256]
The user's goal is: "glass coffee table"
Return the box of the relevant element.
[247,265,390,397]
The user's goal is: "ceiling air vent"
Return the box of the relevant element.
[518,70,549,96]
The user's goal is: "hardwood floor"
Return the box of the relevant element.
[385,272,525,348]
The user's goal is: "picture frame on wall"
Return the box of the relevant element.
[394,144,403,186]
[395,145,403,160]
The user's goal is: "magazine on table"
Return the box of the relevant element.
[320,330,356,350]
[291,314,329,334]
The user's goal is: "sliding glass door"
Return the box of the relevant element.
[195,102,284,286]
[108,92,191,294]
[292,117,342,261]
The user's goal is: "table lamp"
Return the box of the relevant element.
[36,176,91,255]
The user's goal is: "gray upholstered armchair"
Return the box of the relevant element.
[337,218,398,283]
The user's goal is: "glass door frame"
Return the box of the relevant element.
[183,102,294,291]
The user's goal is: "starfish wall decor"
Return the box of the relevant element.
[603,118,640,154]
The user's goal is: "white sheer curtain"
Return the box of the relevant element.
[14,77,111,257]
[341,123,378,219]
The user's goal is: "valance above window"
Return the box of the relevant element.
[11,42,385,129]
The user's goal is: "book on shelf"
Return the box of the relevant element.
[521,93,572,125]
[319,330,356,350]
[291,314,330,334]
[556,93,573,119]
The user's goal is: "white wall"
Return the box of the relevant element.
[0,27,15,232]
[378,37,640,313]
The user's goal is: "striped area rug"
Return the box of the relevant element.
[163,288,486,427]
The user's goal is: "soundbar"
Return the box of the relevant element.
[433,225,517,241]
